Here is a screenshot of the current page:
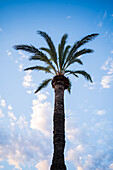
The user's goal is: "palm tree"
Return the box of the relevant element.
[14,31,98,170]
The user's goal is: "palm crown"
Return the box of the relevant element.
[14,31,98,93]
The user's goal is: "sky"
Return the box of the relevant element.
[0,0,113,169]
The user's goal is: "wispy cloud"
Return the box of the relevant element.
[66,16,72,19]
[0,28,2,32]
[96,109,106,116]
[0,109,4,118]
[22,71,35,88]
[103,10,107,19]
[35,160,49,170]
[0,99,6,107]
[101,75,113,88]
[18,64,23,71]
[0,94,52,169]
[6,50,11,56]
[101,57,113,88]
[18,51,28,60]
[66,109,113,169]
[30,93,52,136]
[98,22,103,28]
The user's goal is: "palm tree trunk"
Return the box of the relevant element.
[50,83,66,170]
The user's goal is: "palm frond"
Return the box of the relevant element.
[67,78,72,94]
[37,31,58,67]
[14,44,39,53]
[61,45,71,70]
[29,53,57,74]
[40,47,52,57]
[71,59,83,65]
[73,70,93,82]
[65,33,98,66]
[58,34,68,71]
[34,78,52,93]
[24,66,54,74]
[65,70,79,77]
[64,48,93,69]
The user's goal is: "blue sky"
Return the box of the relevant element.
[0,0,113,169]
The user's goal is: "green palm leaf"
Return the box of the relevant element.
[14,44,57,74]
[40,47,52,58]
[14,44,39,53]
[65,34,98,67]
[34,78,52,93]
[24,66,54,74]
[58,34,68,71]
[67,78,72,94]
[65,70,79,77]
[61,45,71,70]
[74,70,93,82]
[37,31,58,68]
[65,48,93,69]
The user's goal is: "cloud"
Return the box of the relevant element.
[103,10,107,19]
[109,164,113,169]
[0,109,4,118]
[0,28,2,32]
[96,109,106,116]
[101,57,112,71]
[100,75,113,88]
[6,50,11,56]
[66,16,72,19]
[0,94,52,170]
[18,64,23,71]
[8,105,12,110]
[101,57,113,88]
[30,93,52,136]
[98,22,103,28]
[22,71,35,88]
[26,90,32,94]
[65,107,113,170]
[0,99,6,107]
[35,160,49,170]
[17,115,28,128]
[18,51,28,60]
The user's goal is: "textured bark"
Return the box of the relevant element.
[50,75,69,170]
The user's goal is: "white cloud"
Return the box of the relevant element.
[0,109,4,118]
[66,16,72,19]
[0,95,52,169]
[101,57,113,88]
[7,156,22,170]
[96,109,106,116]
[100,75,113,88]
[8,105,12,110]
[22,71,35,88]
[77,167,83,170]
[103,10,107,19]
[0,28,2,32]
[6,50,11,56]
[109,164,113,169]
[18,64,23,71]
[26,90,32,94]
[35,160,49,170]
[30,93,52,136]
[98,22,103,28]
[17,115,28,128]
[18,51,28,60]
[0,99,6,107]
[111,50,113,54]
[101,57,112,71]
[0,165,4,169]
[8,111,17,120]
